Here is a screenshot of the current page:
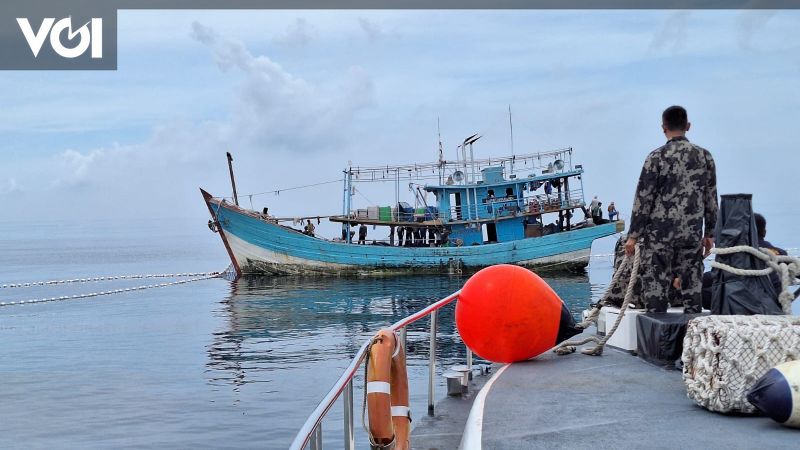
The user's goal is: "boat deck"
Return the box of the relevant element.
[412,331,796,449]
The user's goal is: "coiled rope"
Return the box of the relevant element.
[1,271,221,308]
[710,246,800,314]
[554,244,642,356]
[553,243,800,356]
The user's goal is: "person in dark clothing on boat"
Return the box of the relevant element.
[701,212,787,308]
[591,202,604,224]
[305,219,316,237]
[625,105,718,313]
[358,223,368,245]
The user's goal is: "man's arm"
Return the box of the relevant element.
[627,152,659,241]
[703,150,718,238]
[702,150,718,257]
[625,151,659,255]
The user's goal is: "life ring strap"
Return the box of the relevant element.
[367,381,391,395]
[391,406,411,421]
[391,332,403,359]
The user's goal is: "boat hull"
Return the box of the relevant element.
[202,191,621,276]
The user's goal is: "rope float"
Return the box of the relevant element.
[0,271,221,308]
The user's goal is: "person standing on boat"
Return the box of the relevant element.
[589,195,599,212]
[591,201,604,224]
[358,223,368,245]
[625,105,718,313]
[305,219,316,237]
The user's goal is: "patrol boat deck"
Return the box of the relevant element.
[412,329,797,450]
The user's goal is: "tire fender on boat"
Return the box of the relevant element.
[366,329,411,450]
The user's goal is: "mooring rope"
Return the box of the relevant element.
[710,245,800,315]
[554,244,642,356]
[1,272,221,289]
[554,243,800,356]
[0,272,221,308]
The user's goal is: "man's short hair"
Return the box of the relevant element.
[754,213,766,240]
[662,105,689,131]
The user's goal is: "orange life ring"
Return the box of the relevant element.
[366,329,411,450]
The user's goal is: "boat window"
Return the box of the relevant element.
[450,192,462,220]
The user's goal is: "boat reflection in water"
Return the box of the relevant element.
[202,271,601,447]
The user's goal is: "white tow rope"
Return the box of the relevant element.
[0,271,222,307]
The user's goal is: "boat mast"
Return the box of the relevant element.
[226,152,239,206]
[437,117,444,185]
[508,105,515,176]
[346,166,353,243]
[341,171,348,241]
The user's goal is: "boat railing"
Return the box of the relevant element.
[443,189,586,222]
[288,290,463,450]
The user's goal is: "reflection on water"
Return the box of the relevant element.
[203,269,609,448]
[206,276,467,388]
[207,274,600,385]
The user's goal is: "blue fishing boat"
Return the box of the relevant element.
[202,146,623,277]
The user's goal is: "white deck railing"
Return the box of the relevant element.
[288,290,463,450]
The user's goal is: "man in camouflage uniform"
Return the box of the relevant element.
[625,106,718,313]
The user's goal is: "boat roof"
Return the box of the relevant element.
[345,148,574,184]
[423,168,583,192]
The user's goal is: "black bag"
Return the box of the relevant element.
[710,194,782,315]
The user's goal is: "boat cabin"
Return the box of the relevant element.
[330,147,592,247]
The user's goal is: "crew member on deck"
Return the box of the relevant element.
[305,219,316,237]
[625,105,718,313]
[607,202,619,221]
[358,223,368,245]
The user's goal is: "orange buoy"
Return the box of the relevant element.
[456,264,580,363]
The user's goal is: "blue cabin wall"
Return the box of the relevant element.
[449,224,483,246]
[496,218,524,242]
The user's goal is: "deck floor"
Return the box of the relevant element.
[413,333,798,449]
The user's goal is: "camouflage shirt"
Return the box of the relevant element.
[628,136,718,243]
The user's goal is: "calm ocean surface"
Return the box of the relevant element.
[1,217,794,449]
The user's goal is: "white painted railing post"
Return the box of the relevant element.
[428,310,437,416]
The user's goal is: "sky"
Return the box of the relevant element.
[0,10,798,243]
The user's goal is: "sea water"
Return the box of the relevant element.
[0,217,793,449]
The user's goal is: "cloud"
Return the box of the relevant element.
[650,11,690,53]
[191,21,374,151]
[0,22,376,222]
[52,149,106,187]
[272,18,316,48]
[358,17,385,43]
[737,10,776,50]
[0,178,21,194]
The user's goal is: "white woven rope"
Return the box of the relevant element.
[710,245,800,314]
[0,273,221,308]
[1,272,220,289]
[683,315,800,413]
[554,244,642,356]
